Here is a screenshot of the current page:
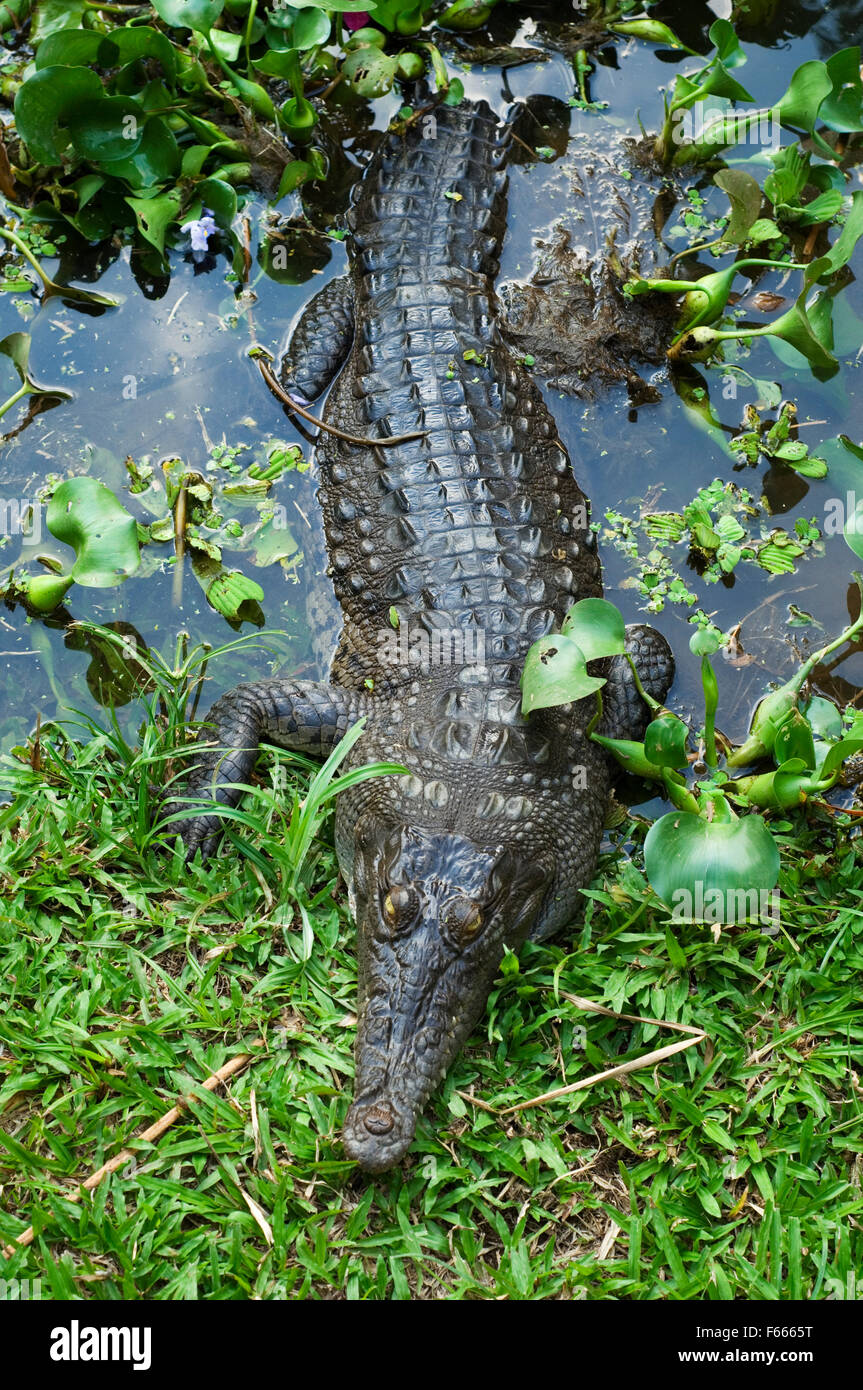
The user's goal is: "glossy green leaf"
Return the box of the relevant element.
[125,190,183,258]
[66,98,145,162]
[100,117,181,187]
[714,169,762,243]
[520,634,605,715]
[293,7,332,48]
[774,59,833,136]
[46,477,140,587]
[819,46,863,131]
[644,810,780,921]
[36,26,178,83]
[817,716,863,782]
[13,66,104,166]
[560,597,626,663]
[196,177,237,226]
[644,715,689,770]
[342,46,399,98]
[773,709,817,769]
[152,0,224,31]
[801,695,843,743]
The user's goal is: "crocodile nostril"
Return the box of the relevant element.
[362,1104,395,1136]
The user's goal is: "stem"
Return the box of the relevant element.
[624,652,661,714]
[794,609,863,687]
[0,380,30,421]
[0,224,118,305]
[243,0,258,76]
[702,655,718,770]
[255,354,428,447]
[0,224,51,291]
[586,688,603,740]
[667,237,726,271]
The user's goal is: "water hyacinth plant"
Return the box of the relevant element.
[521,593,863,926]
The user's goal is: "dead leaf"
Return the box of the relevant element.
[0,133,15,200]
[751,292,786,312]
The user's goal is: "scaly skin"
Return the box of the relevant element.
[161,101,674,1173]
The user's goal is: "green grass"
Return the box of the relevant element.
[1,639,862,1300]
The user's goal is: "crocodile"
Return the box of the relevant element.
[161,100,674,1173]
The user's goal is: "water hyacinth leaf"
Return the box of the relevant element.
[192,556,265,619]
[842,493,863,561]
[774,60,834,138]
[207,28,243,62]
[801,695,843,742]
[809,191,863,282]
[609,19,693,50]
[36,26,178,83]
[762,291,837,371]
[560,597,626,663]
[342,47,399,98]
[293,7,332,48]
[100,117,181,187]
[644,715,689,770]
[773,708,817,768]
[714,169,762,243]
[0,331,73,410]
[13,67,104,166]
[708,18,747,70]
[820,46,863,132]
[644,810,780,920]
[0,330,32,383]
[521,634,605,715]
[197,177,237,227]
[66,98,146,162]
[152,0,224,31]
[46,477,140,587]
[125,190,183,258]
[817,716,863,782]
[726,682,799,767]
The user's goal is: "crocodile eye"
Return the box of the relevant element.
[444,896,484,944]
[381,884,417,932]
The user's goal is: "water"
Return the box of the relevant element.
[2,0,863,763]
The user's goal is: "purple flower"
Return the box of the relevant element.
[343,12,371,31]
[181,210,217,254]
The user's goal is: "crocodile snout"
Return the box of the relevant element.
[342,1095,416,1172]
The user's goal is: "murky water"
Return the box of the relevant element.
[2,0,863,765]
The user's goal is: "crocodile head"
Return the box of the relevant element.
[342,819,552,1172]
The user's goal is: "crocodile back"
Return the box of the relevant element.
[320,100,602,689]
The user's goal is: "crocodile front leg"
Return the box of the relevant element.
[158,679,363,858]
[279,275,354,405]
[601,623,675,742]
